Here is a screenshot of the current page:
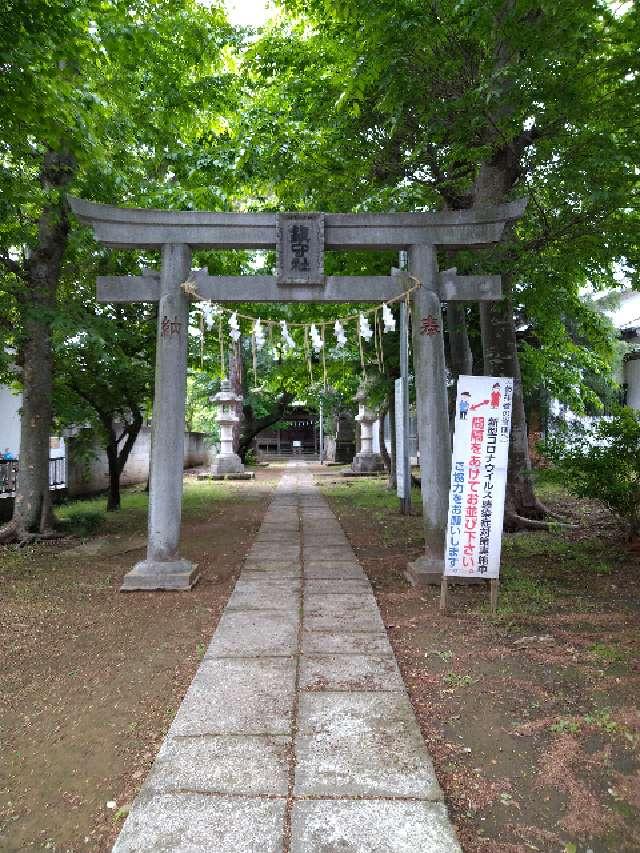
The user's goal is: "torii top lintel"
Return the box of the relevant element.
[68,196,527,251]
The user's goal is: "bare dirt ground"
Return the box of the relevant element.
[0,469,278,853]
[316,466,640,853]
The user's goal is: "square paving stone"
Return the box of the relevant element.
[305,579,370,594]
[113,793,285,853]
[249,544,300,561]
[294,692,441,798]
[243,561,302,575]
[303,547,356,562]
[304,593,384,633]
[170,658,295,736]
[302,630,393,657]
[206,610,299,657]
[262,515,299,525]
[300,654,404,692]
[303,528,345,539]
[254,533,301,545]
[303,535,349,547]
[235,577,301,593]
[242,571,302,583]
[304,563,366,580]
[145,735,290,796]
[226,586,300,612]
[290,800,461,853]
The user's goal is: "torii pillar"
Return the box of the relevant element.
[124,244,199,591]
[407,246,452,585]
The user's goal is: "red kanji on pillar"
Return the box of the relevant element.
[420,315,440,336]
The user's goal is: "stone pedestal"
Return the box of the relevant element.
[406,558,485,587]
[210,380,244,475]
[351,383,385,474]
[122,558,198,592]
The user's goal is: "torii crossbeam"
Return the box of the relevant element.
[69,196,526,591]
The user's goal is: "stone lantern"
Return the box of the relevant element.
[210,379,244,474]
[351,381,385,474]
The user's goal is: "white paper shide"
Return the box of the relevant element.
[445,376,514,579]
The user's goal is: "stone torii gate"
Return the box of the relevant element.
[69,197,525,591]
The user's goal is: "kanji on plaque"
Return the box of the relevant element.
[445,375,513,579]
[276,212,325,286]
[290,224,310,272]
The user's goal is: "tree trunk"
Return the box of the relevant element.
[446,301,473,427]
[479,282,545,525]
[387,385,397,490]
[106,435,121,512]
[472,149,547,526]
[239,392,293,461]
[447,303,473,379]
[104,412,143,511]
[0,151,75,543]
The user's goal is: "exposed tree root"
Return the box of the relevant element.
[504,511,572,532]
[0,520,19,545]
[0,521,64,547]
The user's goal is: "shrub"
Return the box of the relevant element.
[542,407,640,537]
[63,508,105,537]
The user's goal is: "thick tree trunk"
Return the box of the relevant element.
[446,302,473,427]
[104,412,143,512]
[0,151,75,544]
[479,285,545,525]
[447,303,473,379]
[106,439,121,512]
[239,392,293,461]
[474,156,546,526]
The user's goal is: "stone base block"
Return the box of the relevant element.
[211,454,244,475]
[198,472,254,481]
[121,558,199,592]
[351,453,385,474]
[406,557,486,587]
[406,556,443,587]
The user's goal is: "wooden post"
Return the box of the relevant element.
[439,576,449,614]
[490,579,499,616]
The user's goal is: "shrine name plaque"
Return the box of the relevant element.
[276,212,325,286]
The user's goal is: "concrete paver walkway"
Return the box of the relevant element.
[113,463,461,852]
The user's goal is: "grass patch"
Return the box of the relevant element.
[55,480,232,538]
[443,672,474,688]
[498,562,554,615]
[321,477,421,512]
[589,642,629,664]
[550,718,581,735]
[503,533,618,578]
